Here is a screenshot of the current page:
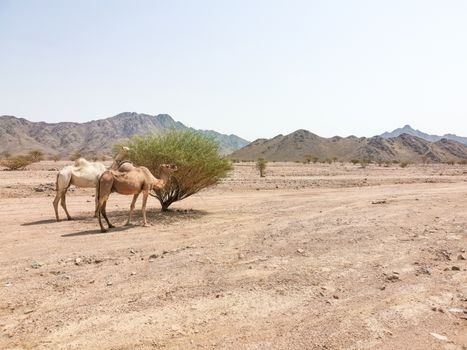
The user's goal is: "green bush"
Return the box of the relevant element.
[28,149,44,162]
[400,162,409,168]
[304,154,318,164]
[122,130,232,210]
[256,158,268,177]
[0,155,34,170]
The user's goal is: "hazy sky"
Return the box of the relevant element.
[1,0,467,141]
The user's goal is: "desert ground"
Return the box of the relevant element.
[0,161,466,350]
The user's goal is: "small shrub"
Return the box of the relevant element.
[51,154,61,162]
[304,154,319,164]
[359,159,369,168]
[0,155,34,170]
[350,159,360,165]
[458,160,467,165]
[400,162,409,168]
[28,149,44,162]
[256,158,268,177]
[446,160,455,166]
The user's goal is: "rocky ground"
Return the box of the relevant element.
[0,161,466,349]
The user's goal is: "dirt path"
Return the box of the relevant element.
[0,164,466,349]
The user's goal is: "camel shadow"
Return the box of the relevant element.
[110,208,208,225]
[61,225,133,237]
[22,215,92,226]
[61,209,207,237]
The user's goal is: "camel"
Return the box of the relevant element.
[53,158,106,221]
[53,147,131,221]
[96,164,177,233]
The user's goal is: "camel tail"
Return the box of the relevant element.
[55,172,59,191]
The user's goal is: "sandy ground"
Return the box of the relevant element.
[0,161,466,350]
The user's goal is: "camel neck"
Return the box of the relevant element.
[158,171,171,186]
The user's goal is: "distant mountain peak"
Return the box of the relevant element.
[380,125,467,145]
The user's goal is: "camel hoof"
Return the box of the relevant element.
[109,225,115,229]
[101,229,108,233]
[67,217,73,221]
[142,223,150,227]
[124,222,131,226]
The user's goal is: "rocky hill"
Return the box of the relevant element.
[380,125,467,145]
[229,129,467,163]
[0,113,249,156]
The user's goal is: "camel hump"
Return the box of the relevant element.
[74,157,91,168]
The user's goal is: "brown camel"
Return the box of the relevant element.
[96,164,177,232]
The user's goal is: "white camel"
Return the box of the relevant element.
[53,147,131,221]
[53,158,105,221]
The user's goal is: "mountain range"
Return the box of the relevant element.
[229,129,467,163]
[380,125,467,145]
[0,112,249,156]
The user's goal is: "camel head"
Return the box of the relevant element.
[159,163,178,174]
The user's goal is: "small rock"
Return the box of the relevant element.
[74,258,82,266]
[430,332,448,341]
[416,267,431,275]
[107,281,113,286]
[24,309,35,315]
[333,295,339,299]
[296,248,305,254]
[386,274,400,282]
[238,253,245,260]
[380,285,386,291]
[130,272,136,276]
[457,254,466,261]
[4,282,12,287]
[148,254,159,261]
[31,261,43,269]
[451,266,460,271]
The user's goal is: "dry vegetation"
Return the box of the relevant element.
[0,161,466,349]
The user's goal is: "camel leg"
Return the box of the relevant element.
[125,193,139,226]
[53,191,62,221]
[102,200,114,229]
[61,192,72,220]
[98,203,106,233]
[93,186,99,218]
[141,190,150,227]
